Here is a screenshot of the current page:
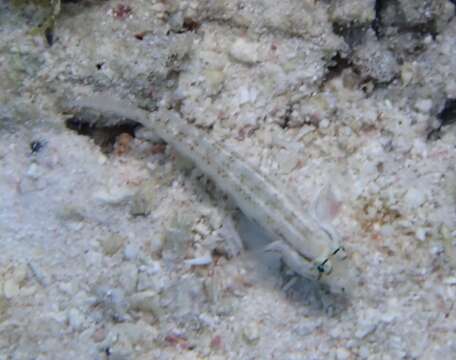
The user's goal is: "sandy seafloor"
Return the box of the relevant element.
[1,1,456,359]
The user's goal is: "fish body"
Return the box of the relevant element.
[73,96,346,288]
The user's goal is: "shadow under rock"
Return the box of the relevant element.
[235,212,350,317]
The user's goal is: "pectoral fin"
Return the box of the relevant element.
[265,241,318,281]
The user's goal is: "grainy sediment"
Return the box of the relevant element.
[1,1,456,359]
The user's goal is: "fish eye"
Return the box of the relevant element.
[316,259,332,275]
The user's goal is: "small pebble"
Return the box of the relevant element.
[193,222,211,237]
[123,243,140,261]
[336,347,351,360]
[26,163,43,179]
[58,281,75,295]
[184,255,212,267]
[99,234,125,256]
[355,310,380,339]
[137,270,164,292]
[414,98,433,113]
[210,335,223,350]
[92,327,107,343]
[19,286,36,297]
[341,126,353,136]
[129,291,160,316]
[117,263,138,294]
[444,277,456,285]
[114,133,133,156]
[242,322,260,344]
[415,228,427,241]
[404,188,426,209]
[12,264,28,286]
[280,152,299,174]
[68,308,85,331]
[94,186,134,205]
[355,322,378,339]
[229,38,259,64]
[319,118,330,129]
[97,287,128,322]
[3,279,19,299]
[130,182,156,217]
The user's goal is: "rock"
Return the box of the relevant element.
[58,205,85,223]
[117,263,138,294]
[123,243,140,261]
[355,310,380,339]
[329,0,376,25]
[137,263,165,292]
[67,308,85,331]
[94,185,134,206]
[335,347,351,360]
[397,0,454,32]
[353,30,399,83]
[184,255,212,267]
[145,232,164,255]
[58,281,76,295]
[26,163,43,179]
[192,221,211,238]
[86,251,103,268]
[19,286,36,297]
[0,295,8,320]
[137,272,154,292]
[204,69,225,95]
[26,261,49,287]
[415,228,427,241]
[414,99,433,114]
[3,279,19,299]
[162,219,192,260]
[92,327,107,343]
[319,118,330,129]
[12,263,28,286]
[105,352,130,360]
[400,62,418,85]
[129,291,161,316]
[444,277,456,285]
[130,182,156,217]
[229,38,259,64]
[242,322,260,345]
[276,149,299,174]
[96,287,129,322]
[295,320,322,336]
[99,234,126,256]
[160,277,206,317]
[404,188,426,209]
[113,321,157,349]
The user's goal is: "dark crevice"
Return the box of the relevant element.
[321,52,353,87]
[279,104,293,129]
[438,99,456,126]
[65,117,142,153]
[427,99,456,141]
[372,0,388,38]
[30,140,46,154]
[168,17,201,34]
[182,17,201,32]
[332,22,369,48]
[372,0,440,39]
[399,20,439,39]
